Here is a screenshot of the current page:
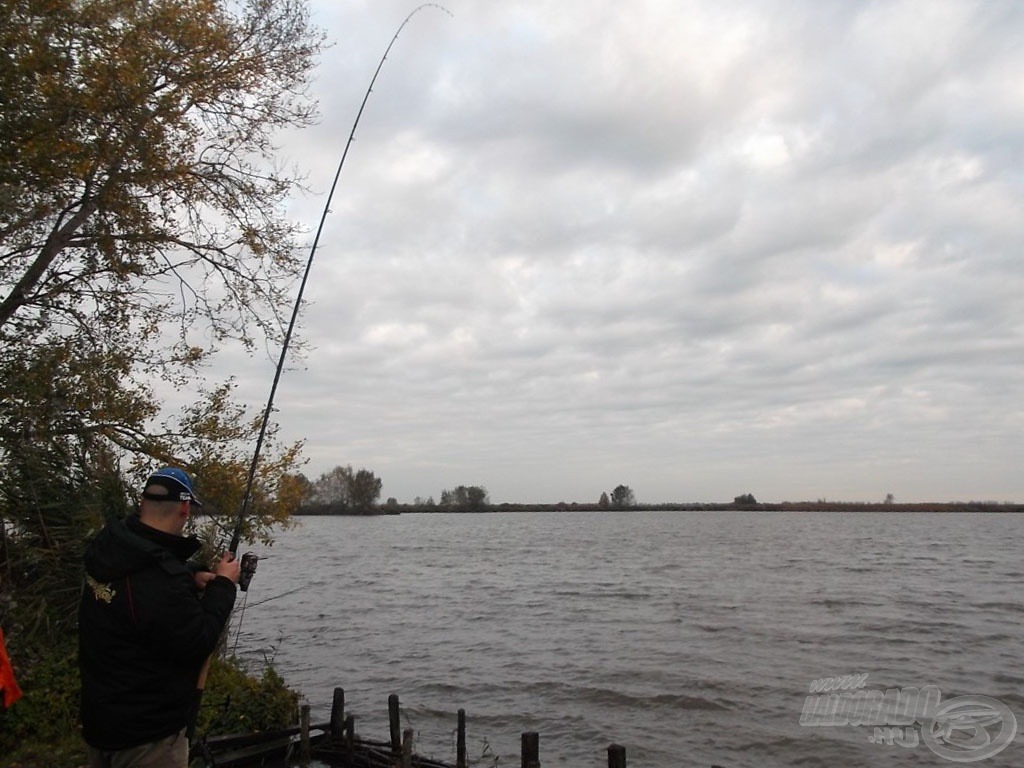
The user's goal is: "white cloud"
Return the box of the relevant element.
[201,0,1024,504]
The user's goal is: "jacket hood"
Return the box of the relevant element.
[84,516,201,582]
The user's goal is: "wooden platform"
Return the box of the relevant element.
[191,686,710,768]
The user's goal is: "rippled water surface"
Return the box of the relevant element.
[233,511,1023,767]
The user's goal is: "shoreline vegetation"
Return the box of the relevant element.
[296,469,1021,517]
[295,500,1024,516]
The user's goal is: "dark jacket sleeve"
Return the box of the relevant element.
[135,569,237,664]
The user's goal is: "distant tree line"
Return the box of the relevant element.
[293,470,1023,515]
[293,468,492,515]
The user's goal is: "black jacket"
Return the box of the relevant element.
[78,515,236,750]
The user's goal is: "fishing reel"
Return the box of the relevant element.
[239,551,259,592]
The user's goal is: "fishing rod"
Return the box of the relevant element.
[188,8,452,752]
[226,3,453,583]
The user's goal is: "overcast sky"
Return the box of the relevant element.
[213,0,1023,505]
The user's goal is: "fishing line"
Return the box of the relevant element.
[229,584,308,655]
[229,3,453,559]
[230,587,251,656]
[245,584,305,610]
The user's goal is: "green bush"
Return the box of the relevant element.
[0,642,300,768]
[196,655,301,737]
[0,636,85,767]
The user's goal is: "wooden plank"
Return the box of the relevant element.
[208,732,327,767]
[200,723,329,750]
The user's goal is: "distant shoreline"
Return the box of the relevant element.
[294,501,1024,516]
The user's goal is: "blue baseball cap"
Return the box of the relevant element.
[142,467,203,507]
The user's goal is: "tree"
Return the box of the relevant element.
[284,472,314,505]
[1,0,322,345]
[0,3,322,758]
[609,485,635,510]
[0,0,322,473]
[598,491,610,510]
[0,0,321,638]
[0,374,307,633]
[349,468,383,513]
[440,485,490,512]
[306,465,382,514]
[0,0,322,479]
[309,466,354,508]
[734,493,757,505]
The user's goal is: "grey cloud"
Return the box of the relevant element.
[203,0,1024,504]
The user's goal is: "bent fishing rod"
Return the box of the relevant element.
[188,6,452,750]
[225,3,453,586]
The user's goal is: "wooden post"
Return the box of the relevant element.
[456,709,467,768]
[344,714,355,756]
[608,743,626,768]
[299,704,311,767]
[330,687,345,742]
[521,731,540,768]
[388,694,402,755]
[401,728,414,768]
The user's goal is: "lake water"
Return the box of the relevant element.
[231,511,1023,767]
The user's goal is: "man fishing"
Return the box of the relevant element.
[78,467,240,768]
